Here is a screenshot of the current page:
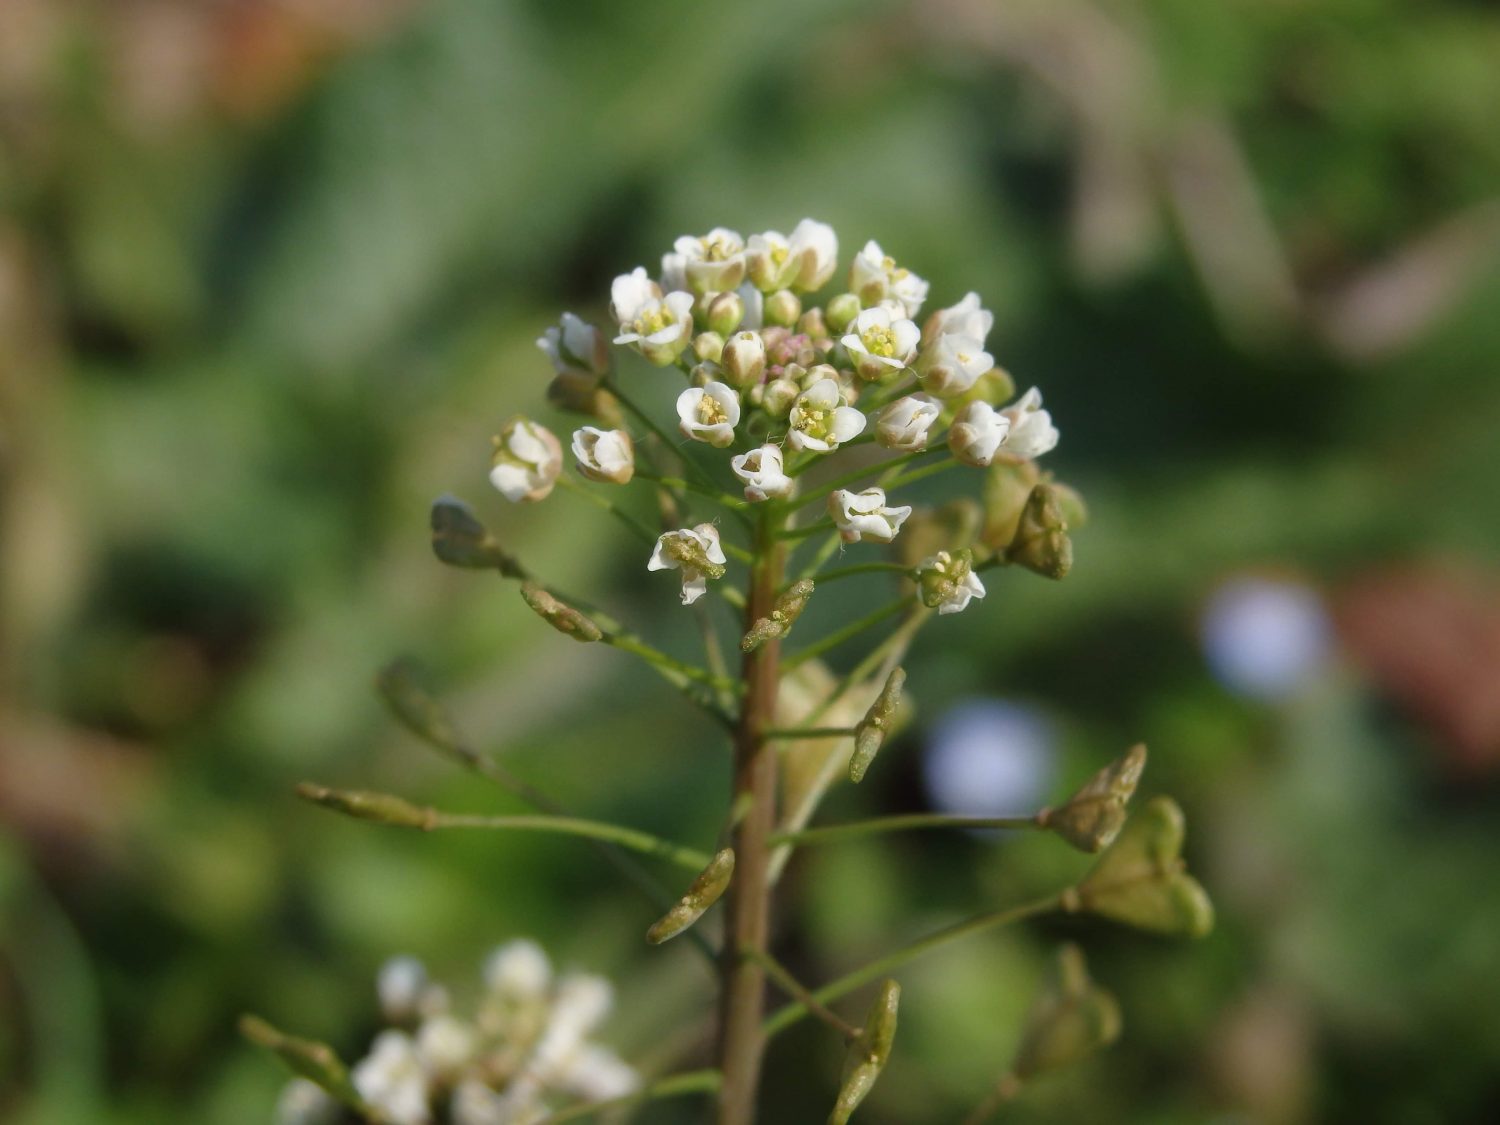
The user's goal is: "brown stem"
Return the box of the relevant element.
[716,514,784,1124]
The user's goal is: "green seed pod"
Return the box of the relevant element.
[850,668,905,783]
[1073,796,1215,938]
[829,980,900,1124]
[1007,483,1073,580]
[520,583,603,642]
[1039,743,1147,853]
[430,495,522,575]
[646,848,735,945]
[741,579,816,652]
[296,783,435,829]
[1011,945,1122,1081]
[240,1015,369,1114]
[375,658,460,751]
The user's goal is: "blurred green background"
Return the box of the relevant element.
[3,0,1500,1121]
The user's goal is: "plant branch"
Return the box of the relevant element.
[783,597,909,671]
[747,948,859,1043]
[769,812,1045,849]
[535,1069,723,1124]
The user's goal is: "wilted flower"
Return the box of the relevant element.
[876,393,941,451]
[677,381,741,446]
[537,312,609,377]
[731,444,794,502]
[916,332,994,398]
[649,524,728,604]
[947,400,1011,467]
[999,387,1060,459]
[917,550,986,614]
[489,417,563,502]
[841,305,920,381]
[611,268,695,365]
[570,426,635,484]
[787,377,866,452]
[829,487,913,544]
[848,239,929,317]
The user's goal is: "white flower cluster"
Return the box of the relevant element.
[485,220,1063,614]
[275,942,637,1125]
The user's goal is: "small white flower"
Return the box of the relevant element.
[721,330,766,388]
[377,956,429,1024]
[549,974,614,1038]
[555,1044,641,1102]
[276,1079,339,1125]
[609,267,660,324]
[999,387,1059,459]
[786,377,867,453]
[922,290,993,348]
[484,939,552,1002]
[571,426,635,484]
[537,312,609,377]
[613,285,696,367]
[352,1031,431,1125]
[918,550,987,615]
[731,444,794,502]
[875,394,941,451]
[915,332,994,397]
[745,229,794,292]
[489,417,563,502]
[676,381,741,447]
[415,1016,477,1081]
[449,1080,512,1125]
[947,400,1011,467]
[828,487,913,544]
[648,524,727,605]
[672,227,746,294]
[841,305,920,380]
[848,239,929,317]
[788,218,839,291]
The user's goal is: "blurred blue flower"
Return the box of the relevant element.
[1200,576,1333,701]
[923,699,1057,817]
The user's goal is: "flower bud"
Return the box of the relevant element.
[851,667,905,783]
[829,980,900,1125]
[537,312,610,377]
[761,378,800,419]
[430,495,521,576]
[722,330,767,388]
[546,372,623,427]
[490,416,563,502]
[706,290,745,336]
[741,579,815,652]
[916,549,985,615]
[875,393,941,451]
[377,957,430,1024]
[765,288,802,328]
[646,848,735,944]
[947,401,1010,467]
[797,306,829,340]
[570,426,635,485]
[825,293,861,334]
[521,583,604,642]
[1072,796,1214,938]
[1038,743,1146,853]
[693,331,725,363]
[1011,945,1122,1081]
[1007,484,1073,579]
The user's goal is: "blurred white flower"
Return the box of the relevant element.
[377,956,429,1024]
[484,939,553,1003]
[673,227,746,294]
[828,487,912,544]
[947,401,1011,467]
[787,377,866,453]
[875,393,941,451]
[923,699,1056,818]
[352,1031,431,1125]
[276,1079,339,1125]
[676,381,741,446]
[489,417,563,502]
[554,1043,640,1102]
[571,426,635,484]
[1201,576,1332,701]
[416,1015,478,1081]
[649,524,727,605]
[848,239,929,317]
[998,387,1059,460]
[841,305,920,380]
[788,218,839,291]
[731,444,794,502]
[537,312,609,377]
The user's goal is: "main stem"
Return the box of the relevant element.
[716,512,784,1125]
